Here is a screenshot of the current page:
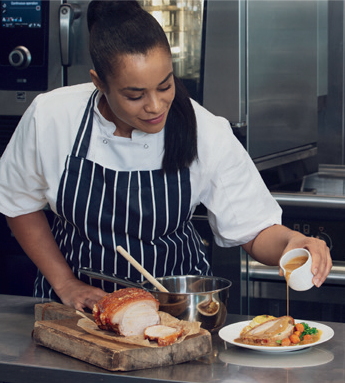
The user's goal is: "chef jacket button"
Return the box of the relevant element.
[144,144,149,149]
[103,139,108,144]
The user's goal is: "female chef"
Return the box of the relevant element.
[0,0,332,311]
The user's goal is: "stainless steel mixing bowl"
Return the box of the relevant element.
[79,268,232,332]
[141,275,232,332]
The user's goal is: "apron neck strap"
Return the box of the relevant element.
[71,89,99,158]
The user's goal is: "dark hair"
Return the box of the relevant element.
[87,0,170,85]
[164,76,197,172]
[87,0,197,172]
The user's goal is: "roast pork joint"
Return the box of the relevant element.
[93,287,160,337]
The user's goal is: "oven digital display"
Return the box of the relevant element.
[1,0,42,28]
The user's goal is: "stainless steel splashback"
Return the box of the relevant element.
[318,0,345,165]
[203,0,318,174]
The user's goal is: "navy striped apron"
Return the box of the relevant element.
[34,90,210,300]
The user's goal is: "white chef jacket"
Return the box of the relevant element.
[0,83,282,247]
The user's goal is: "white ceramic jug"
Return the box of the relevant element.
[280,248,314,291]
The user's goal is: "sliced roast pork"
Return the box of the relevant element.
[93,287,160,336]
[240,316,295,346]
[144,325,184,346]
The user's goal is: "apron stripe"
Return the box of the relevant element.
[180,226,189,274]
[137,172,143,240]
[125,172,132,277]
[190,224,202,273]
[98,168,107,291]
[149,172,156,241]
[176,171,182,231]
[112,172,118,275]
[137,174,146,279]
[67,223,75,263]
[160,237,169,276]
[98,168,107,256]
[169,233,178,275]
[84,162,97,243]
[151,171,158,276]
[184,222,195,273]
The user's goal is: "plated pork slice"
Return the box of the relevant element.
[93,288,160,336]
[240,316,295,346]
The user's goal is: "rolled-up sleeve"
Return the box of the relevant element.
[192,102,282,247]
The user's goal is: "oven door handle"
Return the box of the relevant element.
[248,260,345,286]
[59,4,81,67]
[272,192,345,209]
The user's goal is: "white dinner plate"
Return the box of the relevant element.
[218,319,334,353]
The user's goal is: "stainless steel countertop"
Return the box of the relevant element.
[0,294,342,383]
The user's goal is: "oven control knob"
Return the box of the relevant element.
[8,46,32,69]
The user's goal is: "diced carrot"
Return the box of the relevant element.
[289,334,300,344]
[281,338,291,347]
[295,323,305,333]
[294,331,301,337]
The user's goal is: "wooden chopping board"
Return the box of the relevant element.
[33,302,212,372]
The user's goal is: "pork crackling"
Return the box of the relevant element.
[93,287,161,337]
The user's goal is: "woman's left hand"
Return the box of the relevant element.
[243,225,333,288]
[279,233,332,288]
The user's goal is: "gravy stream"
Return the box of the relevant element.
[284,255,308,316]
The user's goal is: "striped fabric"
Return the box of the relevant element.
[34,90,210,300]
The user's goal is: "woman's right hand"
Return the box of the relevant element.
[6,211,107,311]
[55,277,107,311]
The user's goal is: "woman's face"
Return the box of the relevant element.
[92,47,175,138]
